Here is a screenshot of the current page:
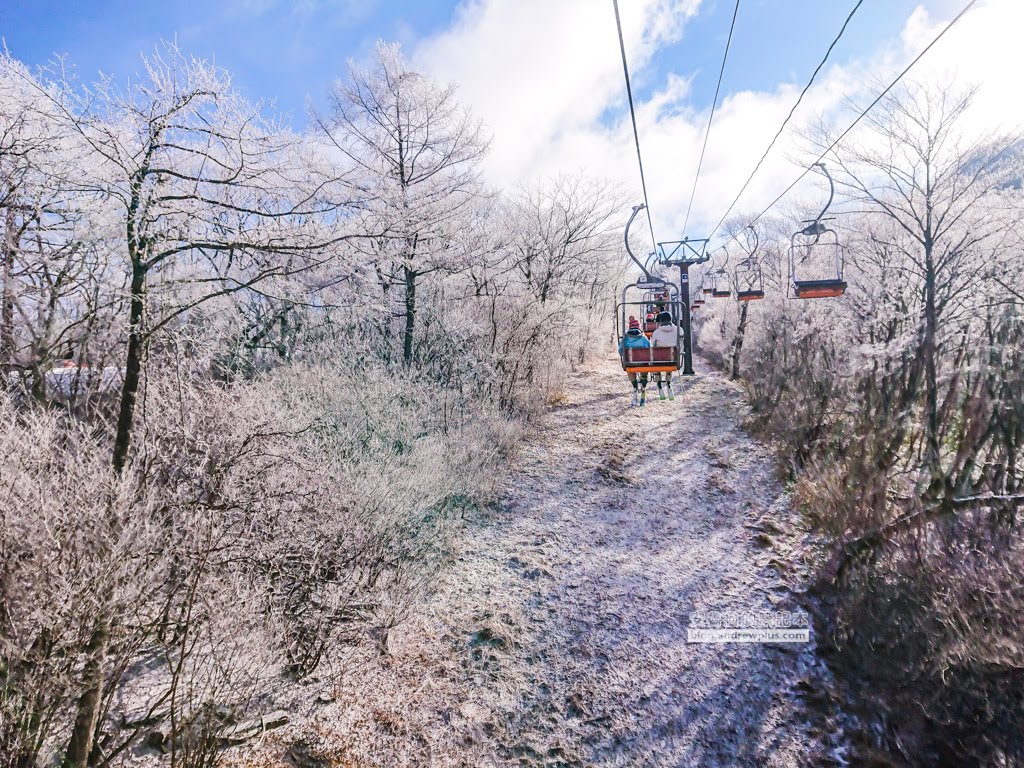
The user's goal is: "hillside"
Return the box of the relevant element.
[236,355,851,767]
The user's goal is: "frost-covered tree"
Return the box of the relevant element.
[822,82,1022,488]
[0,40,625,768]
[37,44,363,474]
[507,173,625,306]
[8,44,369,767]
[0,53,117,394]
[692,79,1024,764]
[318,42,489,365]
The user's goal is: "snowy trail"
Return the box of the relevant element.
[273,355,845,767]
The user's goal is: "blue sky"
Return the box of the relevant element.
[642,0,963,106]
[1,0,453,124]
[2,0,964,125]
[1,0,1010,238]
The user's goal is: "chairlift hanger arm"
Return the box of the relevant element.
[710,245,729,268]
[815,163,835,220]
[743,224,759,259]
[801,163,836,239]
[624,204,653,278]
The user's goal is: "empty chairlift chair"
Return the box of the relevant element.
[735,259,764,301]
[701,270,714,296]
[705,247,731,298]
[692,275,706,307]
[789,162,847,299]
[710,267,731,298]
[735,225,764,301]
[700,256,717,297]
[789,223,846,298]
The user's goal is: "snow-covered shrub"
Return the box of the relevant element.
[0,344,519,766]
[0,41,609,768]
[697,82,1024,763]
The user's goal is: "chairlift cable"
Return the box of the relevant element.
[717,0,978,248]
[681,0,741,237]
[707,0,864,241]
[613,0,658,253]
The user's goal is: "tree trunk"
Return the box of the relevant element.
[403,264,417,365]
[111,261,147,474]
[488,292,499,354]
[1,206,16,372]
[730,301,750,381]
[62,623,109,768]
[64,260,147,768]
[922,236,941,481]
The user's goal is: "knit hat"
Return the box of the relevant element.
[628,316,640,330]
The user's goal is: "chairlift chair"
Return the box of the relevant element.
[710,267,731,299]
[735,260,765,301]
[700,259,716,294]
[734,225,764,301]
[616,278,683,376]
[705,247,730,298]
[789,163,847,299]
[616,205,682,374]
[789,220,846,298]
[639,286,673,333]
[699,265,715,295]
[690,273,707,306]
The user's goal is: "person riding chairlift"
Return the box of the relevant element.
[619,315,651,407]
[653,288,670,316]
[650,310,679,401]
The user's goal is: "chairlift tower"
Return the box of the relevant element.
[657,237,710,376]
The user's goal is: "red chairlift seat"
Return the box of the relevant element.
[736,289,765,301]
[707,262,731,299]
[621,345,680,374]
[793,279,846,299]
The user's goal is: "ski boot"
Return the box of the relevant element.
[667,383,675,401]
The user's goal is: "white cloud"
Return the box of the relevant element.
[413,0,1021,243]
[896,0,1024,139]
[413,0,699,185]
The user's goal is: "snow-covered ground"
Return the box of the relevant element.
[239,355,850,767]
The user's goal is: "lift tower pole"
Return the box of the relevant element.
[678,263,694,375]
[657,237,710,377]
